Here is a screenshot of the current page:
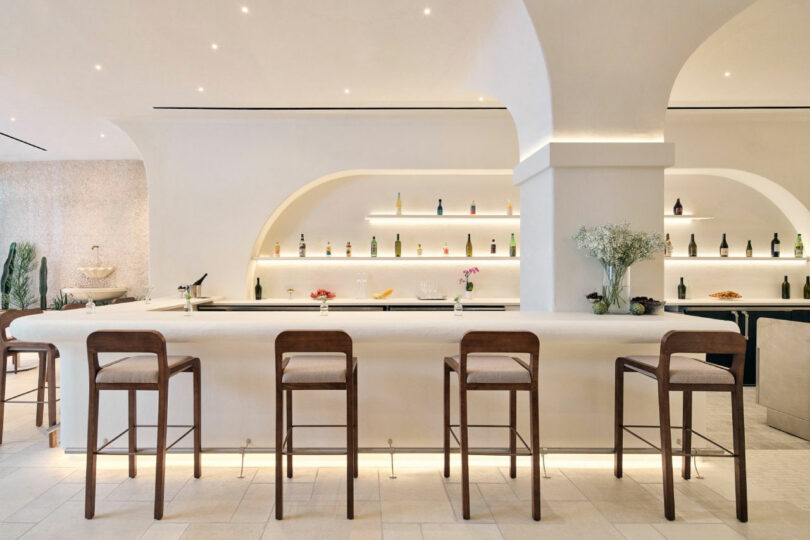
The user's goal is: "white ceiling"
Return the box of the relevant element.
[1,0,808,161]
[669,0,810,107]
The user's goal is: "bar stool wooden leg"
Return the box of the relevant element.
[286,390,293,479]
[193,359,202,479]
[658,383,675,521]
[85,387,99,519]
[459,385,470,520]
[0,353,7,443]
[614,360,624,478]
[530,387,541,521]
[346,373,355,520]
[275,380,284,520]
[46,351,57,448]
[35,352,46,427]
[353,367,358,478]
[12,353,18,374]
[731,385,748,522]
[128,390,137,477]
[509,390,517,479]
[154,387,169,520]
[443,363,451,478]
[682,391,692,480]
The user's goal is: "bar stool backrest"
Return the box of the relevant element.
[459,331,540,382]
[659,330,747,384]
[274,330,353,375]
[86,330,169,384]
[0,309,43,343]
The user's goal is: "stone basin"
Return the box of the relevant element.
[62,287,127,301]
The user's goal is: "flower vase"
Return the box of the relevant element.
[465,282,473,300]
[320,300,329,316]
[602,263,628,313]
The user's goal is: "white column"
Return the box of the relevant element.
[516,142,674,311]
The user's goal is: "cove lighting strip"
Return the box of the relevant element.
[366,214,519,224]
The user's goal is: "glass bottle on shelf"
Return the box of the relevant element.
[673,198,683,216]
[370,236,377,257]
[664,233,673,257]
[782,276,791,299]
[719,233,729,257]
[470,201,476,215]
[346,241,352,257]
[255,278,262,300]
[443,242,449,256]
[771,233,781,257]
[298,234,306,257]
[465,234,473,257]
[396,192,402,216]
[394,234,402,257]
[417,243,423,256]
[437,199,443,216]
[274,242,280,257]
[677,277,686,300]
[509,233,517,257]
[746,240,753,257]
[804,276,810,299]
[688,234,697,257]
[795,233,804,258]
[326,242,332,256]
[507,200,513,216]
[490,238,497,255]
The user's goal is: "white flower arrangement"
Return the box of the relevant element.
[574,224,664,311]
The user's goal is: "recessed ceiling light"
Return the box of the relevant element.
[197,86,205,93]
[344,88,350,94]
[10,117,15,122]
[423,7,431,15]
[99,133,106,138]
[94,64,102,71]
[724,71,732,77]
[211,43,219,50]
[241,6,249,13]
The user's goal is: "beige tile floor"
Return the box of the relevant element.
[1,359,809,539]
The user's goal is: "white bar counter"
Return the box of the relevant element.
[11,299,738,453]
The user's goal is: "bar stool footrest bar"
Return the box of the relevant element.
[621,424,736,457]
[448,424,533,456]
[95,424,196,455]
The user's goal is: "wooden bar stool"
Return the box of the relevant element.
[614,330,747,522]
[275,330,357,520]
[444,331,541,521]
[85,330,201,520]
[0,309,60,447]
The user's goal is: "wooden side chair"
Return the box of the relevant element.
[614,330,748,521]
[444,331,541,520]
[0,309,59,447]
[85,330,201,520]
[274,330,358,520]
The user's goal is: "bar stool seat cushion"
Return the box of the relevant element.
[282,354,348,384]
[447,355,531,384]
[96,355,193,384]
[622,355,735,385]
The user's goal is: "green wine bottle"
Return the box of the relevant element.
[465,234,473,257]
[395,234,402,257]
[254,278,262,300]
[782,276,790,299]
[804,276,810,299]
[688,234,697,257]
[796,233,804,257]
[509,233,517,257]
[745,240,753,257]
[370,236,378,257]
[677,277,686,300]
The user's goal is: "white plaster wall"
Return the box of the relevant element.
[0,160,148,303]
[118,111,519,298]
[255,172,520,299]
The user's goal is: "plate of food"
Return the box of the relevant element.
[709,291,742,300]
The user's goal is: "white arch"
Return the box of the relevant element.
[667,168,810,235]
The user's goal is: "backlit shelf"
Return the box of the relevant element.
[366,214,519,224]
[665,256,808,262]
[254,256,520,262]
[664,214,714,221]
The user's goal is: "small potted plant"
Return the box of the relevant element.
[459,267,479,299]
